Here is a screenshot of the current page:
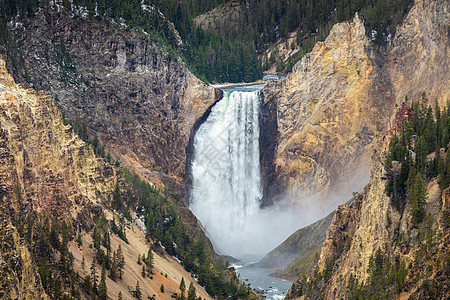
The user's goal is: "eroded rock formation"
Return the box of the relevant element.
[262,13,391,210]
[283,0,449,297]
[0,55,216,300]
[9,11,220,193]
[0,56,117,298]
[0,58,116,216]
[262,0,449,214]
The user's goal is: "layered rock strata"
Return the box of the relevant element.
[0,58,116,216]
[283,1,449,297]
[262,13,391,210]
[0,55,117,298]
[262,0,449,213]
[9,10,220,192]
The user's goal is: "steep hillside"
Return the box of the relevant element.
[6,9,220,193]
[261,0,449,214]
[256,211,334,274]
[194,1,244,34]
[279,1,449,297]
[0,192,47,299]
[68,210,213,300]
[287,101,450,299]
[387,0,449,106]
[0,55,113,297]
[0,58,116,219]
[261,13,392,210]
[0,57,251,299]
[192,0,413,74]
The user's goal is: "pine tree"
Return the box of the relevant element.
[81,256,85,271]
[40,0,49,9]
[187,282,196,300]
[61,220,70,268]
[146,249,153,271]
[99,265,108,300]
[179,277,186,296]
[77,234,83,247]
[117,244,125,279]
[110,251,118,281]
[424,107,436,151]
[135,281,142,299]
[406,166,417,193]
[90,260,97,293]
[86,0,95,18]
[13,184,23,204]
[415,135,428,173]
[83,275,92,295]
[50,217,60,250]
[410,172,427,224]
[62,0,71,11]
[160,283,165,293]
[118,291,123,300]
[435,100,442,147]
[440,151,450,189]
[112,181,121,210]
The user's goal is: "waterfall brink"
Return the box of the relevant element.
[190,90,262,257]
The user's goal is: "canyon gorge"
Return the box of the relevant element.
[0,0,449,299]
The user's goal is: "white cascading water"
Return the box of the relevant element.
[189,90,263,257]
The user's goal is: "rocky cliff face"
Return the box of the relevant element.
[0,55,117,298]
[194,1,244,34]
[0,123,47,299]
[282,0,449,298]
[0,56,219,299]
[0,58,116,217]
[262,0,448,213]
[9,9,220,193]
[388,0,449,107]
[288,133,449,299]
[0,201,47,299]
[262,13,392,211]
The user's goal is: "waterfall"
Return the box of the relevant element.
[189,89,263,257]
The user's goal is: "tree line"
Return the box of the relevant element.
[153,0,413,74]
[1,0,414,82]
[287,96,450,299]
[0,0,261,83]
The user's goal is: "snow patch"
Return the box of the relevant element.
[387,33,392,45]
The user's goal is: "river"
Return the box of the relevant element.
[235,260,292,299]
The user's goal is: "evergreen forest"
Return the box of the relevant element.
[10,144,252,299]
[1,0,413,82]
[288,95,450,299]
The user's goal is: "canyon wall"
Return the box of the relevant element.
[262,0,448,214]
[0,58,116,217]
[0,56,116,298]
[0,55,217,299]
[388,0,449,107]
[8,10,220,193]
[283,0,449,298]
[288,120,449,299]
[262,13,393,211]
